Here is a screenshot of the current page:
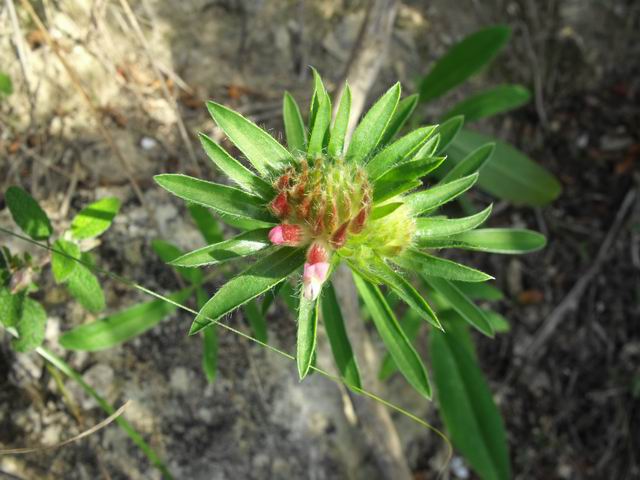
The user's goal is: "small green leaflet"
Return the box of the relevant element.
[169,229,271,268]
[414,205,492,240]
[435,115,464,154]
[283,92,307,154]
[443,84,531,122]
[190,247,306,334]
[70,197,121,240]
[12,298,46,352]
[155,174,275,223]
[66,254,105,313]
[377,94,419,147]
[431,326,511,480]
[447,129,561,206]
[207,101,293,175]
[418,228,546,254]
[439,142,494,185]
[5,186,53,241]
[378,309,422,381]
[52,239,81,283]
[454,281,504,301]
[346,82,401,163]
[307,70,331,156]
[353,273,431,399]
[297,294,319,379]
[321,282,361,389]
[405,173,479,215]
[59,288,193,351]
[199,133,273,199]
[328,85,352,158]
[419,25,511,102]
[0,288,22,328]
[394,250,493,283]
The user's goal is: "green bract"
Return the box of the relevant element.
[155,71,545,394]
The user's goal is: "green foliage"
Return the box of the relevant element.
[282,91,307,154]
[419,228,546,254]
[12,297,47,352]
[70,197,121,239]
[328,85,351,157]
[51,239,80,283]
[444,84,531,122]
[405,173,479,214]
[187,203,224,244]
[5,186,53,240]
[395,250,492,283]
[434,115,464,154]
[0,287,23,328]
[297,294,319,379]
[414,205,492,239]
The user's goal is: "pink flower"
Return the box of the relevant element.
[302,242,330,300]
[268,224,304,246]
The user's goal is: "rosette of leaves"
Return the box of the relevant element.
[155,69,545,403]
[1,186,120,351]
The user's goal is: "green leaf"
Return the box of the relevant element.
[370,202,402,220]
[59,288,193,351]
[321,282,361,389]
[366,125,437,179]
[419,25,511,102]
[440,143,494,185]
[308,70,331,155]
[65,254,105,313]
[217,213,274,231]
[328,84,351,158]
[207,101,293,175]
[430,326,511,480]
[483,309,510,333]
[378,309,422,381]
[353,273,431,399]
[155,174,275,223]
[12,298,47,352]
[243,299,268,344]
[362,258,442,330]
[414,205,492,240]
[405,173,478,215]
[297,294,319,379]
[51,239,80,283]
[424,276,493,336]
[151,240,202,285]
[5,186,53,240]
[169,228,271,268]
[444,84,531,122]
[197,288,218,383]
[70,197,121,240]
[0,72,13,96]
[0,288,23,328]
[198,133,273,199]
[435,115,464,154]
[447,129,561,206]
[453,281,503,301]
[283,91,307,154]
[346,82,401,163]
[411,133,441,160]
[378,94,419,147]
[187,203,224,244]
[419,228,546,254]
[373,157,446,202]
[395,250,493,283]
[190,247,306,334]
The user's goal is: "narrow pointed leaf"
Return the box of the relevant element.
[59,288,193,351]
[5,186,53,240]
[435,115,464,154]
[378,94,419,146]
[419,25,511,102]
[412,133,440,160]
[12,298,46,352]
[328,84,351,157]
[483,309,510,333]
[370,202,402,220]
[366,125,437,179]
[366,258,442,330]
[405,173,479,215]
[199,133,273,198]
[308,94,331,155]
[155,174,275,223]
[321,282,361,388]
[440,142,494,184]
[424,276,493,336]
[71,197,121,240]
[169,228,271,267]
[297,295,319,379]
[447,129,561,205]
[346,83,401,163]
[283,91,307,154]
[454,281,504,301]
[52,239,80,283]
[430,326,511,480]
[243,299,268,343]
[188,203,224,244]
[395,250,493,283]
[419,228,546,254]
[207,100,293,175]
[373,156,446,201]
[190,247,306,334]
[444,84,531,122]
[414,205,492,240]
[378,309,422,381]
[353,273,431,399]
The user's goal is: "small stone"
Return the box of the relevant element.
[170,367,191,394]
[140,136,158,150]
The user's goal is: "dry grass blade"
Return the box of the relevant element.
[0,401,130,455]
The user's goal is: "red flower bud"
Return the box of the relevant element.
[330,221,350,249]
[270,192,289,218]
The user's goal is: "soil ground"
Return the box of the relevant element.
[1,1,639,479]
